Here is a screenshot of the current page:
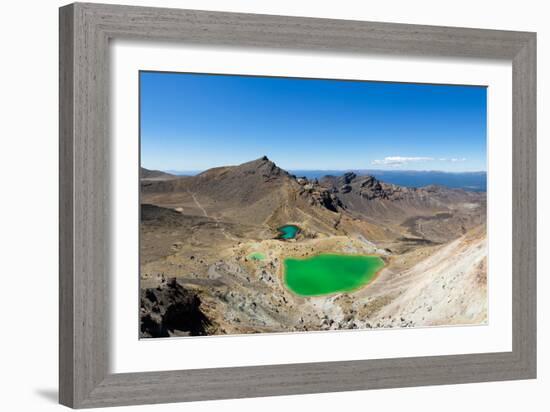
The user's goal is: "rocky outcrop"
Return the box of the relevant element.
[324,173,413,201]
[297,180,342,212]
[255,155,289,181]
[314,190,342,212]
[140,278,212,338]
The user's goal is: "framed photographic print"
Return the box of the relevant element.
[59,2,536,408]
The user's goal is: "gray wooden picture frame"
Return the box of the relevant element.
[59,2,537,409]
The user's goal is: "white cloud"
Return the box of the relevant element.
[371,156,434,166]
[439,157,467,162]
[372,156,467,167]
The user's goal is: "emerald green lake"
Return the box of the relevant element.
[284,254,384,296]
[277,225,300,240]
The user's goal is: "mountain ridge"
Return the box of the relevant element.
[141,157,485,247]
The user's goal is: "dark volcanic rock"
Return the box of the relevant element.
[256,157,289,181]
[359,177,388,200]
[340,184,352,194]
[341,172,357,184]
[309,189,342,212]
[140,278,212,338]
[326,173,412,201]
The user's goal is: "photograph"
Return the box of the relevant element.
[139,71,488,338]
[1,0,542,410]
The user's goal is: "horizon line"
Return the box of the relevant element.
[148,166,487,174]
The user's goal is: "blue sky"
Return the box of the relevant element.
[140,72,487,172]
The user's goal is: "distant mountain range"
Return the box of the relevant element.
[159,167,486,192]
[292,169,487,192]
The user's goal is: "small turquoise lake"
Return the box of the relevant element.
[248,252,266,261]
[277,225,300,240]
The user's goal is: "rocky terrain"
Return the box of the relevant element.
[140,278,212,337]
[139,157,487,337]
